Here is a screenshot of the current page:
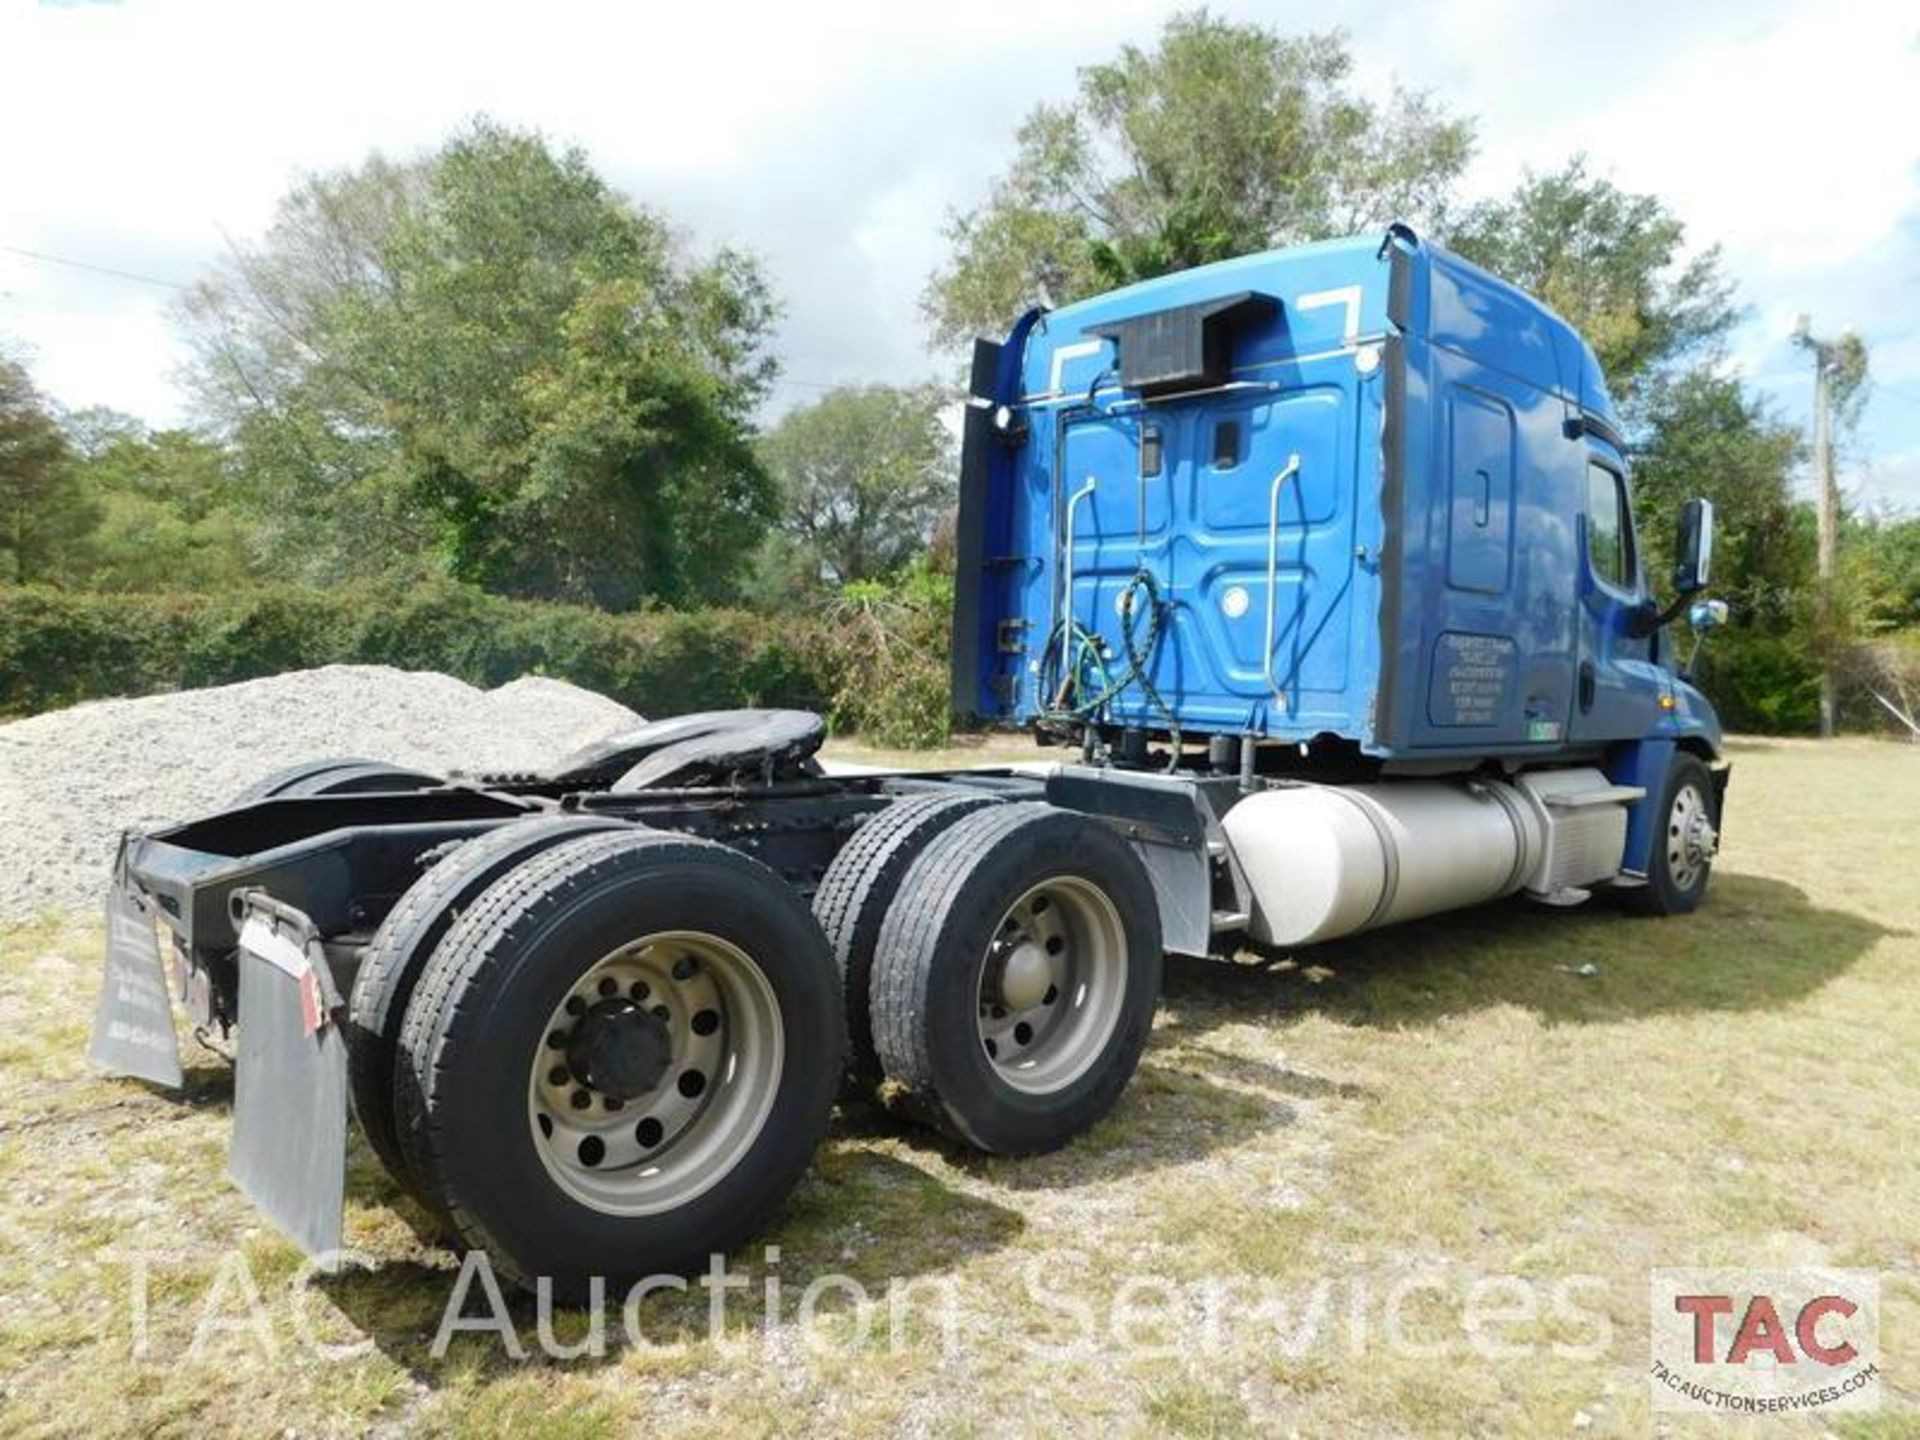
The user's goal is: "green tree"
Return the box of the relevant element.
[64,417,264,592]
[1850,512,1920,634]
[925,12,1472,343]
[1842,512,1920,736]
[0,352,95,584]
[759,385,954,585]
[61,405,149,461]
[1447,156,1737,408]
[177,119,779,609]
[1629,370,1805,624]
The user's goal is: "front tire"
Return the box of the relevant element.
[869,803,1162,1154]
[392,831,842,1299]
[1620,752,1720,915]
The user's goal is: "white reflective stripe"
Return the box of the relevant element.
[1296,285,1363,344]
[239,914,313,981]
[1048,339,1105,393]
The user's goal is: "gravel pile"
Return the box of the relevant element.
[0,665,641,921]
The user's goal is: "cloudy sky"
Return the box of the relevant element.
[2,0,1916,507]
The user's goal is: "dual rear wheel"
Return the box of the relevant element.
[363,829,842,1299]
[819,798,1163,1155]
[346,797,1161,1296]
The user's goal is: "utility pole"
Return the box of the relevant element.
[1792,315,1841,739]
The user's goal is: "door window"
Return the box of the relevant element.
[1585,463,1635,592]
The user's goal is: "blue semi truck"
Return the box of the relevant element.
[92,227,1728,1297]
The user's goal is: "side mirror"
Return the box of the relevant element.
[1680,596,1730,681]
[1673,498,1715,595]
[1688,598,1729,631]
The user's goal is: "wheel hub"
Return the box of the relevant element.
[527,931,784,1218]
[995,939,1056,1013]
[565,999,672,1100]
[1667,782,1717,890]
[1686,809,1719,865]
[976,876,1128,1096]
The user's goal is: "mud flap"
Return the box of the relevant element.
[227,895,348,1260]
[88,884,183,1088]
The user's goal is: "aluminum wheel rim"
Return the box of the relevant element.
[527,930,782,1216]
[976,876,1128,1095]
[1666,781,1716,892]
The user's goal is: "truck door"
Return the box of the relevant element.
[1571,439,1661,740]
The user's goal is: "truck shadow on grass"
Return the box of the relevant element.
[905,870,1894,1193]
[838,1049,1318,1196]
[316,1143,1025,1383]
[1156,871,1895,1035]
[174,1062,235,1107]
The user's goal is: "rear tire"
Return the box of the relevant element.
[1619,752,1720,915]
[392,830,842,1299]
[346,815,634,1212]
[869,803,1162,1154]
[813,791,1003,1097]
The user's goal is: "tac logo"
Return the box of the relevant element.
[1649,1269,1881,1415]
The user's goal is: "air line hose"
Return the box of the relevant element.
[1040,566,1183,770]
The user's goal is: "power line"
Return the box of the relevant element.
[0,242,190,291]
[1738,365,1920,411]
[0,246,865,392]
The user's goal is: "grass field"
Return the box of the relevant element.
[2,736,1915,1436]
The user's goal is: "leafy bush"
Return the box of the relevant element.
[0,582,836,723]
[816,564,955,749]
[1692,629,1822,734]
[9,577,1868,744]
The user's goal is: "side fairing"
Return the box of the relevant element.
[1374,336,1581,752]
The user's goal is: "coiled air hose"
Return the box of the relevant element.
[1039,566,1183,770]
